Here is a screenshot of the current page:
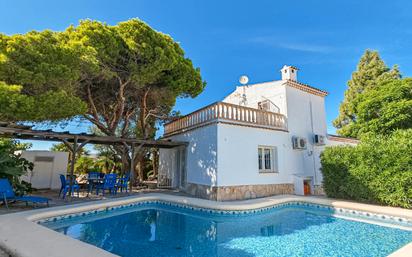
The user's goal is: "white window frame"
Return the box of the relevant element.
[257,99,280,113]
[258,146,278,173]
[258,100,270,111]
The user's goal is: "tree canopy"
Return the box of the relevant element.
[0,19,205,128]
[0,30,87,122]
[0,18,205,180]
[355,78,412,136]
[333,50,400,137]
[0,81,86,122]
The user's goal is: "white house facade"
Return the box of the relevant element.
[159,65,358,201]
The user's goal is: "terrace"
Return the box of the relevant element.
[164,101,288,136]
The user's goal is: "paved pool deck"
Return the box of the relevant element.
[0,193,411,257]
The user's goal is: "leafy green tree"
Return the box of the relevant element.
[74,156,95,174]
[333,50,400,137]
[50,142,89,172]
[94,155,121,174]
[0,19,205,181]
[355,78,412,135]
[0,29,87,122]
[0,81,86,122]
[0,139,33,195]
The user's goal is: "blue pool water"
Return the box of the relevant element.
[43,203,412,257]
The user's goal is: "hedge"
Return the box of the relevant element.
[321,129,412,208]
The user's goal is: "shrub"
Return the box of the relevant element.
[321,129,412,208]
[0,139,34,195]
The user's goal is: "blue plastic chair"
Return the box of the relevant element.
[95,174,117,195]
[59,174,80,199]
[116,172,130,193]
[0,178,50,209]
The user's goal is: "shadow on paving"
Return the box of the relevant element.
[0,188,187,215]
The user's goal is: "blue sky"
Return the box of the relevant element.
[1,0,411,150]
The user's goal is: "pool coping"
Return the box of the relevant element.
[0,193,411,257]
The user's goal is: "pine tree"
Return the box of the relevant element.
[333,50,401,138]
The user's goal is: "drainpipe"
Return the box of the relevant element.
[309,100,318,187]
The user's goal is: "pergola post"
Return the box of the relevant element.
[129,143,135,193]
[69,137,77,199]
[62,136,89,200]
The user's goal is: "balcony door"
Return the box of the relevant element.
[175,146,187,189]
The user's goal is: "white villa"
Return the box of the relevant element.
[159,65,358,201]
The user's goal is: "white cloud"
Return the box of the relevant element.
[249,36,334,53]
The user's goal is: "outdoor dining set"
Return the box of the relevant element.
[59,172,131,199]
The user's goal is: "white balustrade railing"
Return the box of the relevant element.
[164,102,287,136]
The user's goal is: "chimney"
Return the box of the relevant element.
[280,65,298,81]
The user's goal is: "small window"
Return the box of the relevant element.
[258,146,277,173]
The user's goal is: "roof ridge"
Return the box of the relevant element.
[284,79,328,97]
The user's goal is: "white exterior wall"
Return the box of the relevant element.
[20,151,69,190]
[220,80,329,186]
[159,124,218,187]
[217,124,292,186]
[285,86,327,138]
[284,86,328,186]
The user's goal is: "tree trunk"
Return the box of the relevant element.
[136,152,145,183]
[153,149,159,177]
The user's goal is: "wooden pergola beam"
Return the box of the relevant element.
[0,123,187,198]
[0,125,187,148]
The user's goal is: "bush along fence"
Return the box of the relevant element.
[321,129,412,209]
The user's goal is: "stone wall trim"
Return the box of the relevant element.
[185,183,294,201]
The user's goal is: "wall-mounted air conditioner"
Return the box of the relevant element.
[313,134,325,145]
[292,136,307,150]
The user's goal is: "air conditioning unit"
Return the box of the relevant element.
[292,136,307,150]
[313,134,325,145]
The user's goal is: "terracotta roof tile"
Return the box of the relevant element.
[285,80,328,97]
[327,134,359,144]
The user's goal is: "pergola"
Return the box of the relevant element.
[0,122,186,196]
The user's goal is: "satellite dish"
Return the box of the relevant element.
[239,75,249,85]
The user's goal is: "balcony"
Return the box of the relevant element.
[164,102,288,136]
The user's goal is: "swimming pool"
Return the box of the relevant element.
[42,201,412,257]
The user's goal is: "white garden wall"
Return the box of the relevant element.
[20,151,69,190]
